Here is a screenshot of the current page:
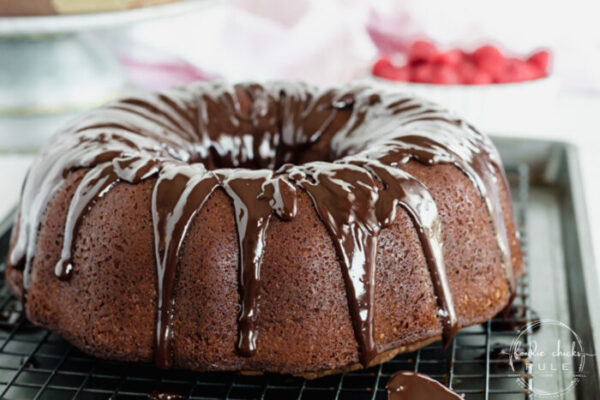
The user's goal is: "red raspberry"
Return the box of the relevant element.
[527,50,550,75]
[496,59,518,83]
[432,65,460,84]
[372,57,410,81]
[472,45,505,77]
[498,58,539,82]
[472,45,502,63]
[469,71,493,85]
[372,57,393,76]
[457,62,478,84]
[433,49,464,67]
[389,65,410,81]
[519,62,541,81]
[411,64,435,83]
[408,40,437,64]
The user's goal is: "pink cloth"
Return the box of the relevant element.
[108,39,219,90]
[117,0,375,86]
[119,53,218,90]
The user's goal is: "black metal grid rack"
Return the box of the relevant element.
[0,164,534,400]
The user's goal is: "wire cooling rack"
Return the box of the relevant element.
[0,164,533,400]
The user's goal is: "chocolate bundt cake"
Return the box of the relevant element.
[5,82,523,378]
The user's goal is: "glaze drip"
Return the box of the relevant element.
[151,163,219,369]
[356,160,458,346]
[286,162,381,365]
[386,371,462,400]
[54,163,119,281]
[148,391,184,400]
[55,155,162,281]
[7,82,518,369]
[218,169,277,357]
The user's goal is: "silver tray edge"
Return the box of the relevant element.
[494,136,600,396]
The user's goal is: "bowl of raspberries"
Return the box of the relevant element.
[369,40,558,133]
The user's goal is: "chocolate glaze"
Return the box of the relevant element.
[148,391,183,400]
[386,371,462,400]
[490,305,540,332]
[219,169,277,357]
[152,163,219,369]
[54,163,119,280]
[7,82,518,368]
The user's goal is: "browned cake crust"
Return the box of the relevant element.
[5,82,523,378]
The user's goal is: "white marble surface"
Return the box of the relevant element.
[1,92,598,279]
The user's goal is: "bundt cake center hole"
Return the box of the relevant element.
[186,135,338,171]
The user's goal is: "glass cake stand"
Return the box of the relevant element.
[0,0,218,151]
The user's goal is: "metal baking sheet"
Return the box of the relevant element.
[495,136,599,399]
[0,136,596,399]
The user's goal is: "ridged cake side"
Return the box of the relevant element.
[6,162,522,376]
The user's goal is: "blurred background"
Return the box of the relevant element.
[1,0,599,254]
